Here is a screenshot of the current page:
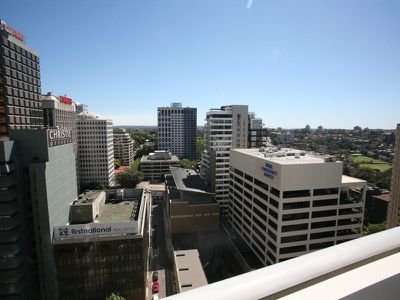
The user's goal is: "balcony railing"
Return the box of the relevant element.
[165,227,400,300]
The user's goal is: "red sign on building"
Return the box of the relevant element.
[1,21,24,42]
[59,96,73,105]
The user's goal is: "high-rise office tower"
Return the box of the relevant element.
[202,105,249,216]
[0,128,78,299]
[388,123,400,228]
[42,92,79,190]
[157,103,197,159]
[229,148,366,265]
[113,128,135,166]
[248,112,267,148]
[77,111,115,188]
[42,93,77,143]
[0,20,42,136]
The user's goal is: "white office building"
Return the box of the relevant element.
[77,111,115,188]
[157,103,197,159]
[229,148,366,266]
[113,128,134,166]
[202,105,248,216]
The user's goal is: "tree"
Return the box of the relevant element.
[196,134,206,159]
[106,293,125,300]
[134,147,151,159]
[83,182,105,190]
[114,159,121,169]
[115,169,143,188]
[364,222,386,235]
[181,159,196,169]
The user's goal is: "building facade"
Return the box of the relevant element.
[165,167,219,234]
[388,123,400,228]
[201,105,249,216]
[157,103,197,159]
[0,128,78,299]
[113,128,135,166]
[77,111,115,188]
[0,20,42,136]
[248,112,267,148]
[53,189,150,300]
[228,148,366,266]
[42,93,79,188]
[140,150,180,182]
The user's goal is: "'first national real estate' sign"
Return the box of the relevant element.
[53,222,138,240]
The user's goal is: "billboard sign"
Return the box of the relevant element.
[59,95,73,105]
[53,221,138,240]
[1,20,24,42]
[47,129,72,147]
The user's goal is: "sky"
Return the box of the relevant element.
[2,0,400,129]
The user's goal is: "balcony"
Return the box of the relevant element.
[165,227,400,300]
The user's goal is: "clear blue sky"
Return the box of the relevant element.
[3,0,400,129]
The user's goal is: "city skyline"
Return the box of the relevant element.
[2,0,400,129]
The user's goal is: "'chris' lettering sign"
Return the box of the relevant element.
[47,129,72,147]
[262,163,278,180]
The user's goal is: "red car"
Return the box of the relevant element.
[152,281,160,294]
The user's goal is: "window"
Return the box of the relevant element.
[312,210,337,218]
[282,212,309,221]
[280,245,306,254]
[313,188,339,196]
[283,190,310,198]
[283,201,310,210]
[313,199,338,207]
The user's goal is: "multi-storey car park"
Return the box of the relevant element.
[228,147,366,266]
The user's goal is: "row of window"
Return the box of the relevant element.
[2,36,40,62]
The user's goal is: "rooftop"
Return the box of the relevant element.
[232,148,339,165]
[96,200,140,223]
[136,181,165,191]
[170,167,212,194]
[174,249,208,293]
[341,175,367,187]
[169,167,215,204]
[372,193,392,203]
[73,191,103,205]
[141,154,180,162]
[114,166,129,175]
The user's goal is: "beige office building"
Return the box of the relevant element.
[140,150,180,181]
[229,148,366,266]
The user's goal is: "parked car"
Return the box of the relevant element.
[152,271,158,282]
[152,281,159,294]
